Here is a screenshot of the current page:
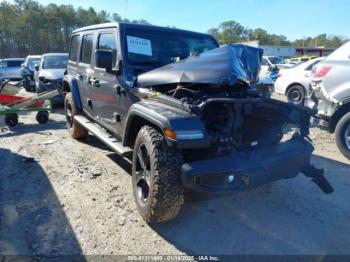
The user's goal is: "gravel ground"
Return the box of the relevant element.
[0,104,350,257]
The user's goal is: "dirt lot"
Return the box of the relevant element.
[1,104,350,257]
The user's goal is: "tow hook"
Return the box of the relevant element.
[302,165,334,194]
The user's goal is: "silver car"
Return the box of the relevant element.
[305,41,350,159]
[34,53,68,104]
[0,58,25,81]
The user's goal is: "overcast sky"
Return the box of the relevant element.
[2,0,349,40]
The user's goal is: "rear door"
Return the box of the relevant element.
[72,33,96,117]
[92,29,120,134]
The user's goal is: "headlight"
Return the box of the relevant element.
[164,129,205,140]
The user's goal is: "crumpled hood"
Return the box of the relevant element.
[137,44,263,87]
[39,69,65,80]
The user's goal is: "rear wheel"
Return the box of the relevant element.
[286,85,305,104]
[5,113,18,127]
[64,93,88,139]
[335,112,350,160]
[132,126,184,223]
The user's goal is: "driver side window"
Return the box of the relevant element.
[97,33,117,67]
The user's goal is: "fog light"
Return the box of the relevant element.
[228,175,235,184]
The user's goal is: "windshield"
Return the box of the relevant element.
[43,55,68,69]
[268,56,284,64]
[124,28,219,67]
[27,58,41,71]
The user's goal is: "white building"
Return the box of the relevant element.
[239,41,333,58]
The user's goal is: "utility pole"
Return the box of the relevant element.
[125,0,128,20]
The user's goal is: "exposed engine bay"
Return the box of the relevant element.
[141,82,311,153]
[134,44,312,151]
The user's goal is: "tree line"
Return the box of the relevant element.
[0,0,348,58]
[0,0,149,58]
[208,21,347,49]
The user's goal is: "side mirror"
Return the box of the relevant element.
[34,64,39,71]
[96,50,113,70]
[95,50,120,75]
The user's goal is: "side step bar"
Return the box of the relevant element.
[74,115,132,157]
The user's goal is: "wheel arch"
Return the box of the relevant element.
[63,75,83,111]
[123,112,165,148]
[329,101,350,133]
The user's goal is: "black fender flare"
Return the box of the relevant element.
[122,103,169,147]
[63,75,83,111]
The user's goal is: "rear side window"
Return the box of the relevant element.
[98,33,117,67]
[305,60,321,71]
[7,61,23,67]
[69,35,80,62]
[80,34,94,64]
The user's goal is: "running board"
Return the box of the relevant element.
[74,115,132,157]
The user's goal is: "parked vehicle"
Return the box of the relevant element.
[0,58,25,81]
[64,22,332,222]
[274,57,324,104]
[261,56,294,73]
[256,71,274,98]
[20,55,41,91]
[285,56,318,64]
[34,53,68,104]
[305,41,350,159]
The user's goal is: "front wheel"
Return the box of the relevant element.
[132,126,184,223]
[335,112,350,160]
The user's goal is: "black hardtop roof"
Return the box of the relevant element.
[72,22,216,39]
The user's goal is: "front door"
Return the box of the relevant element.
[92,29,120,135]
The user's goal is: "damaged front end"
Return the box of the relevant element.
[135,45,333,194]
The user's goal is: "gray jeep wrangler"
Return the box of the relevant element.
[63,22,333,222]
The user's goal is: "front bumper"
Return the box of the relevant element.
[181,137,313,193]
[37,80,64,104]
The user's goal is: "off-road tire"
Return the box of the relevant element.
[286,85,305,104]
[36,111,49,124]
[132,126,184,223]
[5,113,18,127]
[64,92,88,139]
[335,112,350,160]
